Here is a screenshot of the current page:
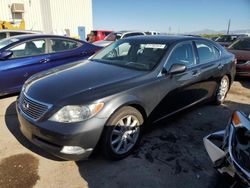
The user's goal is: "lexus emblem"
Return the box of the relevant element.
[22,101,30,110]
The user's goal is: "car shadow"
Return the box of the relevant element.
[76,100,250,188]
[235,77,250,89]
[4,102,63,161]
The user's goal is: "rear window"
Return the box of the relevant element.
[229,38,250,51]
[195,41,220,64]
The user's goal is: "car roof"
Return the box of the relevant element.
[123,35,202,44]
[114,31,145,34]
[6,34,82,42]
[0,29,41,33]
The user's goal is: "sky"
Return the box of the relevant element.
[92,0,250,33]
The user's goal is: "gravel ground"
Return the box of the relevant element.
[0,78,249,188]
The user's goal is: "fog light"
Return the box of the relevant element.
[60,146,86,155]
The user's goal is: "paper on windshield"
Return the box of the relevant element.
[144,44,166,49]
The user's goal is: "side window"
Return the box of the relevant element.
[9,40,46,59]
[123,33,144,38]
[0,33,6,40]
[166,42,195,69]
[195,41,220,64]
[50,39,81,53]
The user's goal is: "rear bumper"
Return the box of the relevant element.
[17,102,107,161]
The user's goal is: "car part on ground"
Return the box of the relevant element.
[204,111,250,187]
[228,37,250,77]
[17,35,236,161]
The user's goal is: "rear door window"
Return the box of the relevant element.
[195,41,220,64]
[49,38,82,53]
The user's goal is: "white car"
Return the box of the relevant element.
[93,31,146,47]
[0,30,41,40]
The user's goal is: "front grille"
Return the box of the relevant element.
[19,93,50,120]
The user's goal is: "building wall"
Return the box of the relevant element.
[0,0,93,37]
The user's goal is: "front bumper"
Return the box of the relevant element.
[17,101,107,161]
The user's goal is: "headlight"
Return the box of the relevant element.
[49,103,104,123]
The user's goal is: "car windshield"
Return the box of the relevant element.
[91,40,168,71]
[0,37,20,50]
[104,32,122,41]
[229,38,250,51]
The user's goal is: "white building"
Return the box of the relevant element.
[0,0,93,39]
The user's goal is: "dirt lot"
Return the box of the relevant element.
[0,78,249,188]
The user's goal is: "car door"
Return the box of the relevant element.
[193,40,222,98]
[46,38,88,68]
[0,38,51,94]
[150,41,210,122]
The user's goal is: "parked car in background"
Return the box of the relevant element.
[0,34,101,96]
[93,31,146,47]
[228,37,250,77]
[0,30,41,40]
[17,35,235,161]
[87,30,113,43]
[145,31,160,35]
[215,34,247,47]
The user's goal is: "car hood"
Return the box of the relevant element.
[93,40,113,47]
[24,60,146,104]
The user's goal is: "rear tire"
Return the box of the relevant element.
[101,106,144,160]
[214,75,230,105]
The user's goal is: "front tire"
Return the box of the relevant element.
[101,106,144,160]
[214,75,230,105]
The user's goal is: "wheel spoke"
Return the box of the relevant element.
[112,129,122,136]
[126,116,132,126]
[116,140,123,152]
[127,134,134,143]
[118,119,125,126]
[123,139,128,151]
[131,119,138,127]
[112,136,122,145]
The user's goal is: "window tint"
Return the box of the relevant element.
[123,33,144,38]
[0,33,6,40]
[50,39,81,53]
[195,41,219,64]
[10,40,46,58]
[166,43,195,69]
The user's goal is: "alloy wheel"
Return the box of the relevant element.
[217,77,229,102]
[110,115,140,155]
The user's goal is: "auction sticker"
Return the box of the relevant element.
[144,44,166,49]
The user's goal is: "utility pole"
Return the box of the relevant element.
[227,19,231,34]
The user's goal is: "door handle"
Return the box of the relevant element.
[40,59,50,63]
[192,70,201,77]
[217,64,224,70]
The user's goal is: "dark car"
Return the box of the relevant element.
[17,36,236,161]
[0,34,101,96]
[228,37,250,77]
[215,34,247,47]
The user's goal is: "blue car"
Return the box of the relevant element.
[0,34,101,96]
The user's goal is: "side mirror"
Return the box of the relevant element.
[166,64,187,75]
[0,50,13,60]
